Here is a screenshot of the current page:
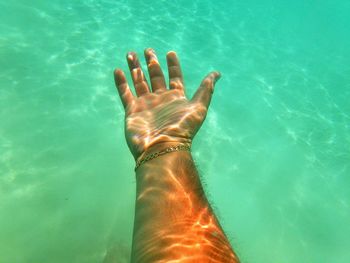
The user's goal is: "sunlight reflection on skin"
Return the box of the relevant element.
[115,49,215,161]
[126,98,206,160]
[114,48,239,262]
[132,153,238,263]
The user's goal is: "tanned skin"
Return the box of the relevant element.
[114,48,240,263]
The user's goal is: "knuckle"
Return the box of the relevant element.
[203,78,213,87]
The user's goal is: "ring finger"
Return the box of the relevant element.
[126,52,150,97]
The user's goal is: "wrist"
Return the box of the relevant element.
[135,141,192,171]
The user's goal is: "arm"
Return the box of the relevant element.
[133,145,239,263]
[114,48,240,263]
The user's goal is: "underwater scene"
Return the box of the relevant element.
[1,0,349,262]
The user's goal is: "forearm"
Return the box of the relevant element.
[131,144,239,263]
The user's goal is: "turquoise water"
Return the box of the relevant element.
[1,0,349,262]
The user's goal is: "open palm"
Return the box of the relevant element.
[114,49,221,160]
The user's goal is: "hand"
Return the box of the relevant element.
[114,48,221,160]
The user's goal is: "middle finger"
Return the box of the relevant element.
[144,48,167,93]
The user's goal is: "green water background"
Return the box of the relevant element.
[1,0,349,262]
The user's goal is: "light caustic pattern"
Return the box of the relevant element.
[1,1,350,262]
[114,49,219,161]
[132,151,238,263]
[114,49,239,262]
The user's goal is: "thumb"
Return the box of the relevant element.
[190,71,221,109]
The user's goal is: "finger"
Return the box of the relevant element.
[126,52,150,97]
[166,51,185,92]
[114,69,135,109]
[144,48,167,93]
[191,71,221,108]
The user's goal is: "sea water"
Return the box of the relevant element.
[0,0,349,262]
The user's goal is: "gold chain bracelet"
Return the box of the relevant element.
[135,144,191,171]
